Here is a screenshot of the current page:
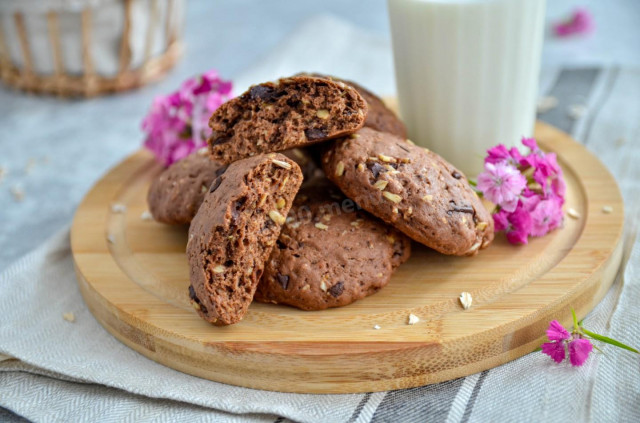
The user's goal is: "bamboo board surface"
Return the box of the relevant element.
[71,121,624,393]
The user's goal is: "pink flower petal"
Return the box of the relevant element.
[506,226,529,245]
[546,320,571,341]
[554,8,595,38]
[522,137,539,152]
[500,197,520,214]
[542,341,566,364]
[492,210,510,232]
[170,142,195,165]
[530,198,563,237]
[485,144,523,168]
[568,338,593,366]
[492,201,533,245]
[477,162,527,209]
[508,147,523,164]
[486,144,511,165]
[505,202,532,244]
[520,189,541,213]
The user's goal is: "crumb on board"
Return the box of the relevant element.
[459,292,473,310]
[62,312,76,323]
[111,203,127,213]
[373,324,381,330]
[567,208,580,219]
[602,205,613,214]
[408,314,420,325]
[140,210,153,221]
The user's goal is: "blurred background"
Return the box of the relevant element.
[0,0,638,268]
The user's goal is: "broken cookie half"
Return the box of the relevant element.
[187,153,303,325]
[208,75,368,164]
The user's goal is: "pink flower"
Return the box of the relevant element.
[521,151,565,199]
[542,340,567,363]
[568,338,593,366]
[546,320,570,341]
[477,137,567,245]
[477,162,527,212]
[493,204,532,245]
[529,197,563,237]
[541,309,639,368]
[486,144,510,164]
[554,8,595,38]
[541,320,594,367]
[486,144,522,167]
[142,69,233,166]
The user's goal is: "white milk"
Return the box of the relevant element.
[388,0,546,176]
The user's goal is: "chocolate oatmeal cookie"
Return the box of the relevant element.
[302,73,407,138]
[147,150,225,225]
[254,182,411,310]
[208,76,367,164]
[322,128,494,256]
[187,153,303,325]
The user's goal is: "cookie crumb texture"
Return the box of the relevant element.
[209,76,368,164]
[303,73,407,139]
[147,153,225,225]
[254,182,411,310]
[322,128,494,256]
[187,154,303,325]
[280,148,318,182]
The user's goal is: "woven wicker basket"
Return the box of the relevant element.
[0,0,184,97]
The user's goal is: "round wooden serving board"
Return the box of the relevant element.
[72,122,624,393]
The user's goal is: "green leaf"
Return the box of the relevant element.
[468,179,477,187]
[571,308,579,330]
[533,346,542,352]
[582,328,640,354]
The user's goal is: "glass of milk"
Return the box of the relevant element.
[388,0,546,176]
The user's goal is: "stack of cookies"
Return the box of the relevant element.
[147,75,494,326]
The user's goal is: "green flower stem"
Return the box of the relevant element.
[581,328,640,354]
[570,308,639,354]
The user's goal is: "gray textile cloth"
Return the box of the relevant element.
[1,13,640,423]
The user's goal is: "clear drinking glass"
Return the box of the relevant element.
[388,0,546,176]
